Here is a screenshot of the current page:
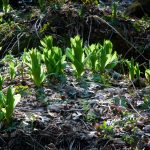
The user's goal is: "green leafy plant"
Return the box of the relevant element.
[40,35,53,50]
[138,96,150,111]
[97,40,118,73]
[9,61,16,81]
[112,96,127,108]
[80,100,97,122]
[15,85,29,96]
[126,59,141,81]
[126,58,135,81]
[80,100,89,113]
[2,0,10,13]
[0,74,4,90]
[44,47,66,76]
[99,121,114,135]
[85,44,99,72]
[112,2,118,20]
[86,111,97,122]
[41,36,66,77]
[0,86,21,124]
[145,68,150,84]
[67,35,87,78]
[122,134,134,145]
[85,40,118,73]
[2,53,14,64]
[135,62,140,80]
[25,48,45,87]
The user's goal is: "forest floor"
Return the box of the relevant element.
[0,1,150,150]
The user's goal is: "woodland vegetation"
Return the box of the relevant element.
[0,0,149,150]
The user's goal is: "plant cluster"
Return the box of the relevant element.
[67,35,86,78]
[21,35,119,86]
[41,36,66,77]
[67,35,118,78]
[1,0,11,13]
[0,86,21,125]
[21,35,150,87]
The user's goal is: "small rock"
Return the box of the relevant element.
[72,112,82,120]
[143,125,150,133]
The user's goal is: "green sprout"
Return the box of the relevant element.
[97,40,118,73]
[145,68,150,85]
[0,74,4,90]
[0,86,21,124]
[41,36,66,77]
[9,61,16,81]
[66,35,87,78]
[24,48,45,87]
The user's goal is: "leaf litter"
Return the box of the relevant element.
[0,63,149,150]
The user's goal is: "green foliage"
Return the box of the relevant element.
[112,96,127,108]
[41,36,66,76]
[2,0,10,13]
[97,40,118,73]
[67,35,86,78]
[138,96,150,111]
[44,47,66,76]
[25,48,45,87]
[112,2,118,20]
[0,74,4,90]
[80,100,89,113]
[99,121,114,135]
[0,86,21,123]
[86,111,97,122]
[80,100,97,122]
[126,58,141,81]
[127,58,135,80]
[145,68,150,84]
[122,134,134,145]
[41,36,53,50]
[85,44,100,72]
[85,40,118,86]
[85,40,118,73]
[67,38,118,80]
[2,54,14,63]
[15,85,29,96]
[135,62,140,79]
[9,61,16,81]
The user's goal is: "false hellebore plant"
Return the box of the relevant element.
[66,35,87,78]
[85,43,100,72]
[97,40,118,73]
[24,48,45,87]
[0,86,21,124]
[126,58,141,81]
[145,68,150,85]
[41,36,66,77]
[85,40,118,73]
[0,74,4,91]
